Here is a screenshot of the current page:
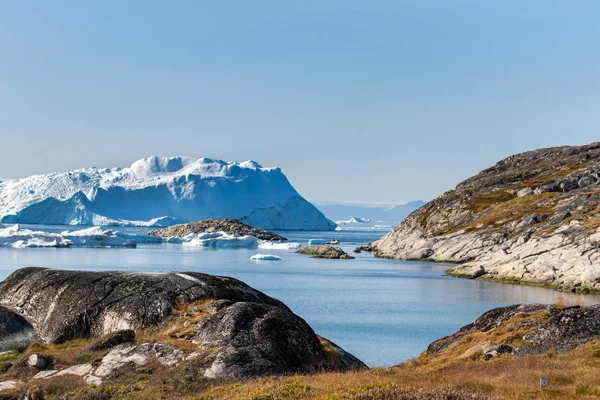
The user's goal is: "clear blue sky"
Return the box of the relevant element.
[1,1,598,203]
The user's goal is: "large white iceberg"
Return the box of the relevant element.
[0,157,336,231]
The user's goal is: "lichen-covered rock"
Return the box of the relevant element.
[147,218,287,241]
[0,306,37,352]
[425,303,600,360]
[296,245,354,259]
[0,267,286,343]
[370,142,600,292]
[197,301,365,378]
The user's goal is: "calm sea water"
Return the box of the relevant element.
[1,225,598,367]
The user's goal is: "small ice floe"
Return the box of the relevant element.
[166,236,184,244]
[61,227,137,248]
[308,239,325,245]
[183,232,259,248]
[250,254,283,261]
[258,241,302,250]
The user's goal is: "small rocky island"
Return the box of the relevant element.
[0,268,364,396]
[297,245,355,259]
[147,218,287,241]
[369,142,600,292]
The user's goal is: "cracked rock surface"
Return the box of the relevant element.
[0,267,286,343]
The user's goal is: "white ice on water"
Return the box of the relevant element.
[0,225,139,248]
[257,241,302,250]
[250,254,283,261]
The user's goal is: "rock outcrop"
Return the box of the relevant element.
[0,267,285,344]
[147,218,287,241]
[0,268,365,386]
[370,143,600,292]
[0,306,37,352]
[198,301,364,378]
[425,303,600,361]
[296,245,355,259]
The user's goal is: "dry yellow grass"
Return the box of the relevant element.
[136,298,213,352]
[8,305,600,399]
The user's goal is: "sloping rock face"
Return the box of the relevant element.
[426,303,600,360]
[147,218,287,241]
[0,267,284,343]
[198,301,365,378]
[296,245,355,259]
[370,143,600,292]
[0,268,365,379]
[0,306,37,352]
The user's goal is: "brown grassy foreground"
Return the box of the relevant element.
[4,305,600,399]
[5,338,600,399]
[8,340,600,400]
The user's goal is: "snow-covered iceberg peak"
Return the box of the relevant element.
[0,157,336,231]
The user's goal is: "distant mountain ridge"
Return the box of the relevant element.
[315,201,425,223]
[0,156,336,231]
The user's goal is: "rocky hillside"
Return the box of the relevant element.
[370,142,600,292]
[147,218,287,241]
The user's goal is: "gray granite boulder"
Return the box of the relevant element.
[0,306,37,352]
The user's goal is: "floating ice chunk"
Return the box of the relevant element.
[183,232,259,248]
[61,227,137,248]
[250,254,282,261]
[166,236,184,244]
[0,225,71,248]
[258,241,302,250]
[113,231,164,244]
[308,239,325,245]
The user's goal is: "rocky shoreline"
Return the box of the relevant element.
[369,143,600,293]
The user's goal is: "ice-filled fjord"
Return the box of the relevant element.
[0,156,336,231]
